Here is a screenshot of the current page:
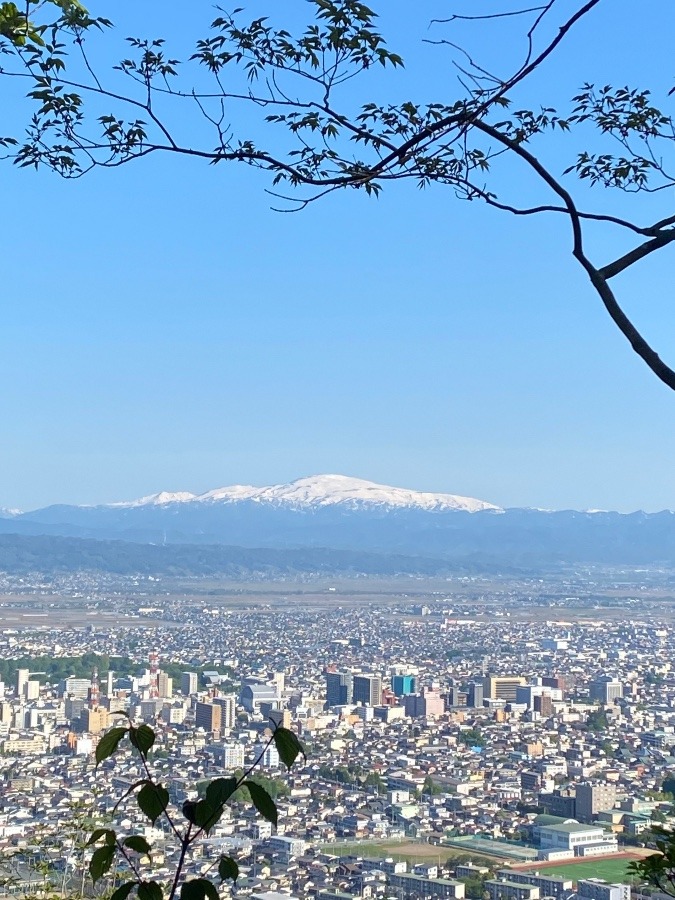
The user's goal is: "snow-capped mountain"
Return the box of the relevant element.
[3,475,675,569]
[108,474,501,513]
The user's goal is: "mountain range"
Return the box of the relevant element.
[0,474,674,573]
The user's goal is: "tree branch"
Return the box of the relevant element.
[473,120,675,392]
[600,230,675,279]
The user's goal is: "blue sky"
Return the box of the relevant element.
[2,0,675,512]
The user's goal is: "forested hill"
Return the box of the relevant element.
[0,533,460,577]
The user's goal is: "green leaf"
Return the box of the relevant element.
[90,844,116,883]
[110,883,137,900]
[96,726,128,764]
[129,724,155,757]
[86,828,116,847]
[180,879,219,900]
[138,882,163,900]
[123,835,152,855]
[137,782,169,824]
[219,856,239,883]
[205,777,237,810]
[272,727,305,770]
[194,800,215,830]
[182,799,198,825]
[194,799,219,832]
[244,780,278,827]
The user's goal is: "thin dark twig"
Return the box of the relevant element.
[430,7,547,25]
[115,841,143,882]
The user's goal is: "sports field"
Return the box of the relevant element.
[521,857,637,884]
[319,840,493,866]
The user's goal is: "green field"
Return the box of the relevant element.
[522,858,637,884]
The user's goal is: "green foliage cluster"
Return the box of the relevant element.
[462,875,488,899]
[0,653,238,693]
[89,719,305,900]
[458,729,486,748]
[586,709,609,732]
[630,825,675,895]
[317,763,384,792]
[422,775,444,796]
[318,763,359,784]
[199,773,289,802]
[0,653,133,686]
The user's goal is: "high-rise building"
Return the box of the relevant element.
[181,672,198,696]
[61,677,91,699]
[268,708,292,730]
[516,684,559,712]
[157,673,173,699]
[16,669,29,698]
[353,674,382,707]
[404,688,445,718]
[467,681,484,708]
[325,671,353,706]
[162,703,187,725]
[542,675,566,693]
[421,687,444,716]
[196,701,222,734]
[148,650,160,700]
[88,669,100,709]
[214,694,236,730]
[65,696,85,721]
[140,699,162,720]
[404,693,425,717]
[447,686,468,707]
[81,706,109,735]
[392,674,416,697]
[483,675,527,702]
[212,742,245,769]
[575,782,617,823]
[534,693,553,716]
[24,680,40,701]
[589,675,623,705]
[254,740,280,768]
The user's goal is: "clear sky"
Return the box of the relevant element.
[2,0,675,512]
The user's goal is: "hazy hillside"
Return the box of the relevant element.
[0,533,463,577]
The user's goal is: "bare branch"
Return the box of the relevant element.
[474,119,675,392]
[430,6,548,25]
[600,229,675,279]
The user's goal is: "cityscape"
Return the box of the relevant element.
[0,566,673,900]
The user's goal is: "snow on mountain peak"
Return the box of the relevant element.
[248,474,500,512]
[109,474,500,513]
[110,490,197,509]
